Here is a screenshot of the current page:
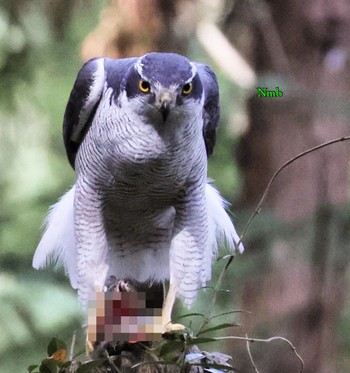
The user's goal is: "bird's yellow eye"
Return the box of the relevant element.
[182,82,193,95]
[139,80,151,93]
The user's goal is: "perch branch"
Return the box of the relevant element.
[244,335,304,373]
[201,335,304,373]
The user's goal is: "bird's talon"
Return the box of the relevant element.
[105,276,134,292]
[86,336,95,355]
[163,322,187,334]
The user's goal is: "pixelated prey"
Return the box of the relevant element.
[33,52,243,334]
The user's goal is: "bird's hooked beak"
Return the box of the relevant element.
[156,91,174,122]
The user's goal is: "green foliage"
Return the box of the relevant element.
[0,2,105,373]
[0,268,84,372]
[0,0,105,251]
[28,332,237,373]
[27,337,76,373]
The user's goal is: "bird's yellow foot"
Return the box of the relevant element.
[86,334,95,355]
[163,321,187,334]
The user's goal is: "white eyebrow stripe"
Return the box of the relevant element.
[188,62,198,82]
[135,58,144,77]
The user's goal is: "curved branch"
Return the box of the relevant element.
[233,135,350,258]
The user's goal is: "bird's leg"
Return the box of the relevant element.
[86,282,111,355]
[86,283,104,355]
[162,282,186,333]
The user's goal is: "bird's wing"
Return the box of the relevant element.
[195,65,243,258]
[194,63,220,156]
[33,58,138,285]
[63,57,137,168]
[63,58,105,168]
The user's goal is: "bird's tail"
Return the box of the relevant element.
[32,185,78,289]
[206,182,244,256]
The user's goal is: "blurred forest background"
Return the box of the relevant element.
[1,0,350,372]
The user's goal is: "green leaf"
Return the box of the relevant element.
[76,359,106,373]
[200,285,214,290]
[174,312,205,321]
[199,285,231,293]
[215,288,232,293]
[187,337,217,346]
[197,323,239,336]
[224,256,235,270]
[216,254,234,261]
[158,340,184,358]
[27,365,39,373]
[39,358,60,373]
[47,338,67,356]
[209,310,247,321]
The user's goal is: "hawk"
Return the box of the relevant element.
[33,52,243,333]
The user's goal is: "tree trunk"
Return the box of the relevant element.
[80,0,198,61]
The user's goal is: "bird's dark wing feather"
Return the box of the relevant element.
[63,57,137,168]
[194,63,220,157]
[63,58,105,168]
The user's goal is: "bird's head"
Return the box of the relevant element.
[121,52,204,124]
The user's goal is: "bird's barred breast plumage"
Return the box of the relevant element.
[33,52,243,308]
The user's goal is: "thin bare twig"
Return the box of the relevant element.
[107,355,122,373]
[205,335,304,373]
[248,336,304,373]
[195,260,230,335]
[69,331,76,361]
[246,334,261,373]
[232,135,350,262]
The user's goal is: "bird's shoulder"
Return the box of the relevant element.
[193,63,220,157]
[63,57,138,168]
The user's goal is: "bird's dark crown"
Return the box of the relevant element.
[136,52,196,86]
